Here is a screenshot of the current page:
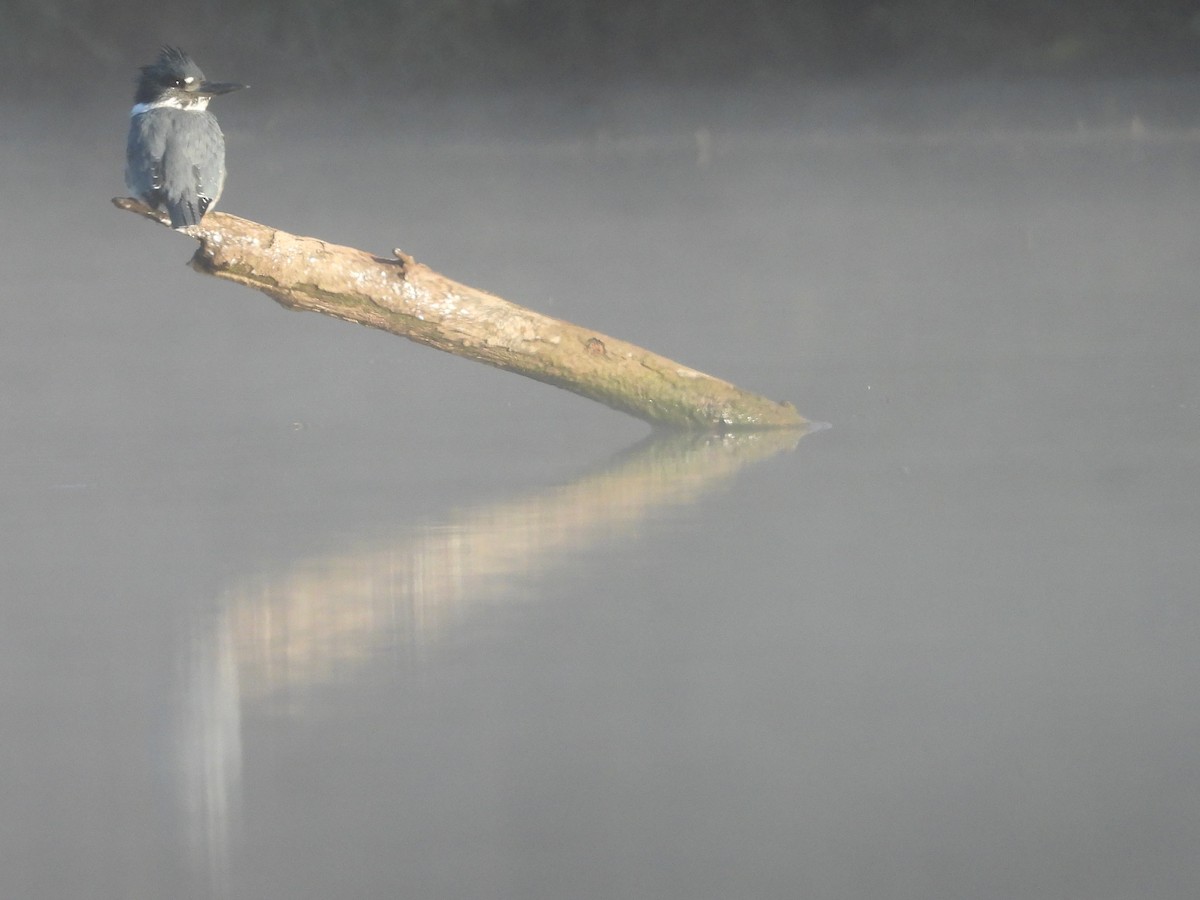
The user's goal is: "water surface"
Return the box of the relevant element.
[2,83,1198,899]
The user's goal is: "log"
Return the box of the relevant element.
[113,198,808,431]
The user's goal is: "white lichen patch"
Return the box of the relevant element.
[422,290,466,319]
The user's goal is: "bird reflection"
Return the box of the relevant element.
[174,612,242,899]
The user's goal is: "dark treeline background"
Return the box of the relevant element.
[5,0,1200,94]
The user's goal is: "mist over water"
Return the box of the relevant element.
[2,76,1199,899]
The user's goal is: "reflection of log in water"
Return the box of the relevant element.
[221,429,808,706]
[173,429,807,888]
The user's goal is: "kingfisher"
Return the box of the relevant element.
[125,47,246,229]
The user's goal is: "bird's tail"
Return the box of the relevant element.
[167,198,205,229]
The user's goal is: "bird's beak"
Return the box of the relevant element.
[199,81,248,96]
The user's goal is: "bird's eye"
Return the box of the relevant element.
[171,78,184,87]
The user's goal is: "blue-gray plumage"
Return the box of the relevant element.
[125,47,246,229]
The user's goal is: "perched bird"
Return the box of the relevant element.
[125,47,246,229]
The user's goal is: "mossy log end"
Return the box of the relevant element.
[113,198,807,431]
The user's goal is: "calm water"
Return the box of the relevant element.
[2,83,1199,899]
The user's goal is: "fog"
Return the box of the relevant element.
[2,64,1198,900]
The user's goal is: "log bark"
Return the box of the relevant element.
[113,198,807,431]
